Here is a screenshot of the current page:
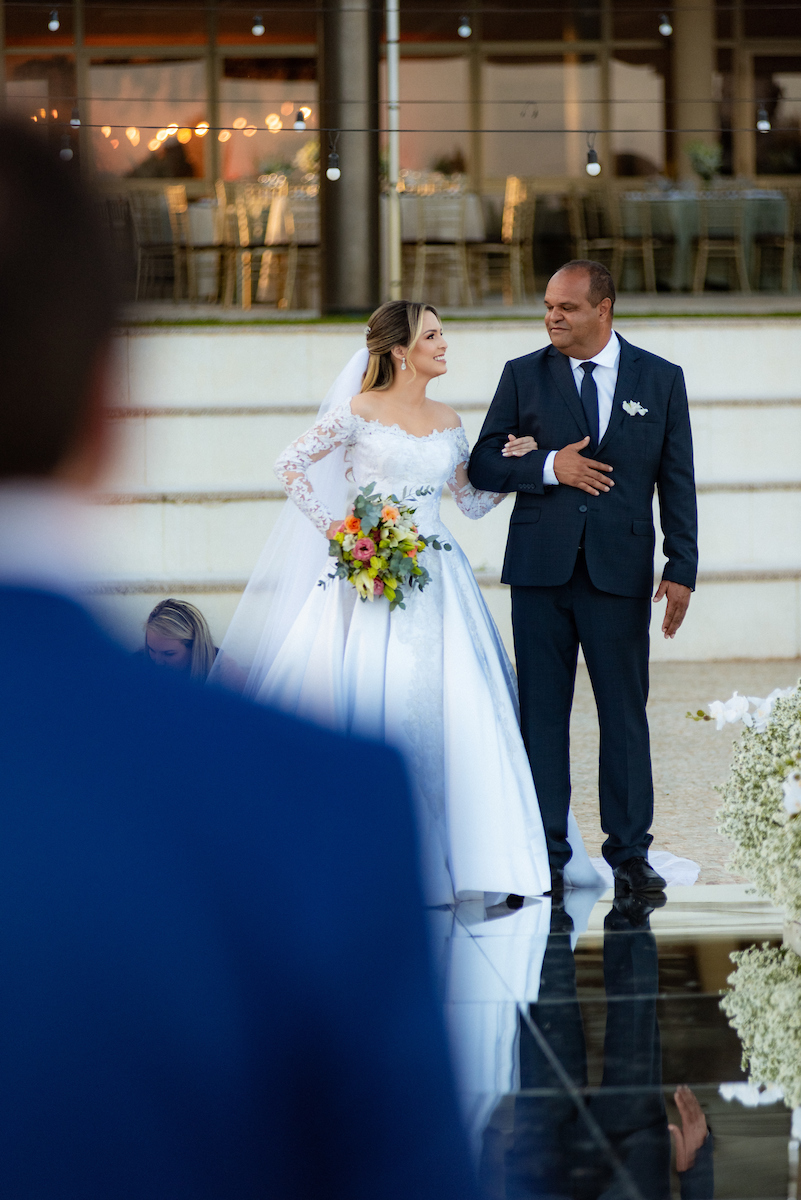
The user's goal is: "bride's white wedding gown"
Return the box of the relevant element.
[250,398,604,905]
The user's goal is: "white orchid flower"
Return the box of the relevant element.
[719,1081,784,1107]
[747,687,795,733]
[708,691,751,730]
[782,770,801,816]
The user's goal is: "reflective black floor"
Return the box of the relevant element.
[432,889,796,1199]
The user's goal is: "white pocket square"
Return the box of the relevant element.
[622,400,648,416]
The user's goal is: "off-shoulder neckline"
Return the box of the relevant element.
[345,398,464,442]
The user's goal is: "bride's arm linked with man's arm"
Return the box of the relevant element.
[447,424,539,520]
[468,361,613,497]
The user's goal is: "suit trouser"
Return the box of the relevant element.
[511,551,653,870]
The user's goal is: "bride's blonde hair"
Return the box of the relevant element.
[360,300,440,393]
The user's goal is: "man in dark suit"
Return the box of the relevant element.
[469,260,697,896]
[0,121,479,1200]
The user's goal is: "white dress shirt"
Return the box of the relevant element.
[542,330,621,486]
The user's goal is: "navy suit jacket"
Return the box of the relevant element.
[0,587,478,1200]
[468,334,698,598]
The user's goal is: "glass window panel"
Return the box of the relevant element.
[6,55,78,157]
[399,0,469,43]
[379,55,470,174]
[754,56,801,175]
[716,47,733,176]
[612,0,671,40]
[745,4,801,38]
[216,1,315,46]
[88,58,207,178]
[219,59,317,181]
[84,1,207,47]
[483,0,601,42]
[481,56,601,180]
[5,2,74,46]
[715,0,733,39]
[610,51,668,177]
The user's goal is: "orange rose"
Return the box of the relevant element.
[406,546,417,558]
[381,505,400,523]
[344,515,362,534]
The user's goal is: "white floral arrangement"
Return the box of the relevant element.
[721,944,801,1108]
[688,683,801,918]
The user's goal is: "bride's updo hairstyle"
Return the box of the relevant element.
[361,300,440,393]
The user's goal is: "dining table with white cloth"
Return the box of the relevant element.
[619,189,788,291]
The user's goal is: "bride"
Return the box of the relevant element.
[209,301,603,905]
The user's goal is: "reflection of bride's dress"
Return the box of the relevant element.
[244,398,604,905]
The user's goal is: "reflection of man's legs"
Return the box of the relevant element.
[505,906,589,1197]
[512,584,580,871]
[590,906,671,1198]
[572,555,654,868]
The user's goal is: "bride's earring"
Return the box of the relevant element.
[401,357,407,371]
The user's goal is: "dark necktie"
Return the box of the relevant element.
[579,361,599,449]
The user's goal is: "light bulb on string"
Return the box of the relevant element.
[59,135,73,161]
[293,111,306,130]
[586,134,601,177]
[48,9,60,31]
[757,106,771,133]
[658,13,672,36]
[70,107,80,127]
[457,15,472,37]
[251,14,265,35]
[326,152,341,181]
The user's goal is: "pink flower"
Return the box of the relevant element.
[373,577,385,597]
[351,536,377,562]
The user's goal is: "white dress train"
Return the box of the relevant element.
[246,398,604,906]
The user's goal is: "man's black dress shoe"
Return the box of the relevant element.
[505,894,524,909]
[613,856,667,893]
[545,867,565,896]
[612,890,667,927]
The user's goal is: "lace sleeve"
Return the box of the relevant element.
[447,427,508,520]
[274,400,360,535]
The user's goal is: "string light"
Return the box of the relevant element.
[757,106,771,132]
[586,132,601,176]
[70,107,80,127]
[251,13,265,35]
[110,138,119,148]
[194,121,209,137]
[243,125,257,137]
[457,15,472,37]
[300,107,312,120]
[147,137,160,151]
[233,116,248,129]
[293,111,306,130]
[59,135,72,161]
[156,128,169,142]
[658,13,673,36]
[125,126,140,146]
[218,129,232,142]
[177,128,192,143]
[326,131,341,180]
[48,8,59,31]
[166,123,178,136]
[265,113,282,131]
[101,125,111,138]
[280,101,294,116]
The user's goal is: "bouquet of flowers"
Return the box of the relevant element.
[322,483,451,611]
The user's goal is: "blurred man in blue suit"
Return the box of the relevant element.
[0,121,479,1200]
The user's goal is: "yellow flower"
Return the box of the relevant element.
[352,568,375,600]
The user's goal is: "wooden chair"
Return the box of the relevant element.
[606,191,661,293]
[281,198,320,309]
[568,188,615,269]
[692,195,750,294]
[752,189,798,292]
[128,189,177,301]
[470,176,536,304]
[410,194,473,306]
[164,185,226,303]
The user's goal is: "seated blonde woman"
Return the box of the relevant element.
[144,599,217,682]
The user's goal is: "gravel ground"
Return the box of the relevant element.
[569,659,801,884]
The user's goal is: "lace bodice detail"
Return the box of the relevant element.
[275,399,505,536]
